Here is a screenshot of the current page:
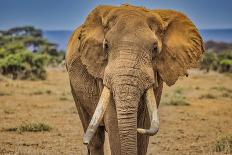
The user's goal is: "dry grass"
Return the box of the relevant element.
[199,93,217,99]
[59,96,68,100]
[199,86,232,100]
[0,69,232,155]
[30,89,52,95]
[214,135,232,154]
[162,96,190,106]
[2,123,52,133]
[211,86,232,93]
[162,87,190,106]
[221,92,232,98]
[0,91,11,96]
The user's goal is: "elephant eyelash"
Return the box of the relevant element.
[152,43,158,59]
[104,42,109,49]
[153,45,158,52]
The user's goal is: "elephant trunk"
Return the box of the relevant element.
[112,75,142,155]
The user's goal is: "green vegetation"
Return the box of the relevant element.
[200,50,232,73]
[210,86,232,99]
[3,122,52,133]
[211,86,232,93]
[199,93,217,99]
[221,92,232,98]
[214,135,232,154]
[0,90,11,96]
[200,52,218,72]
[162,87,190,106]
[0,26,65,80]
[30,90,44,95]
[59,96,68,101]
[199,86,232,100]
[0,50,48,79]
[29,89,52,95]
[3,109,14,114]
[45,90,52,94]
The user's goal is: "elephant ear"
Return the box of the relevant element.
[153,10,204,86]
[78,6,115,79]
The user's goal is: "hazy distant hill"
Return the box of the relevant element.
[43,29,232,50]
[204,40,232,52]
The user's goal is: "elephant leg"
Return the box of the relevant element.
[75,103,105,155]
[104,98,121,155]
[88,126,105,155]
[137,98,150,155]
[71,84,105,155]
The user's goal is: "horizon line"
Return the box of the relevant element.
[1,26,232,32]
[43,28,232,31]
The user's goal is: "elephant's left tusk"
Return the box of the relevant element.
[83,86,111,145]
[137,87,159,136]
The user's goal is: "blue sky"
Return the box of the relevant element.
[0,0,232,30]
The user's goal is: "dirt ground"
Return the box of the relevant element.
[0,68,231,155]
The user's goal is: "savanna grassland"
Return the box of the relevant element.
[0,68,231,155]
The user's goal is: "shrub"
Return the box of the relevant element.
[199,93,217,99]
[163,97,190,106]
[59,96,68,101]
[211,86,232,93]
[0,91,11,96]
[200,50,232,73]
[3,123,52,133]
[0,50,48,80]
[30,89,52,95]
[0,26,65,80]
[219,59,232,72]
[200,52,218,72]
[214,135,232,154]
[162,88,190,106]
[218,50,232,60]
[221,92,232,98]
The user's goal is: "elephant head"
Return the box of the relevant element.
[67,4,204,155]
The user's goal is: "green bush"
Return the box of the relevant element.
[200,52,218,72]
[0,50,48,80]
[162,88,190,106]
[219,59,232,72]
[0,26,64,80]
[200,50,232,73]
[199,93,217,99]
[214,135,232,154]
[3,122,52,133]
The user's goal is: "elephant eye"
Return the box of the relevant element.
[152,43,158,59]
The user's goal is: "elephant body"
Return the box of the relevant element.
[66,4,204,155]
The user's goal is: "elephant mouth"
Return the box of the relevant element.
[83,86,159,145]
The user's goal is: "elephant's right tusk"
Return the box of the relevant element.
[137,87,159,136]
[83,86,111,145]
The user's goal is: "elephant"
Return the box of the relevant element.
[65,4,204,155]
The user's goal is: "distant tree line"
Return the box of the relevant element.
[200,41,232,73]
[204,40,232,53]
[0,26,65,80]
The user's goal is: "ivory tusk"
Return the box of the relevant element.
[83,86,111,145]
[137,87,159,136]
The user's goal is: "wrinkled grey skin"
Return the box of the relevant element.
[66,4,204,155]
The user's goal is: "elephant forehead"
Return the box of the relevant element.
[107,6,148,18]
